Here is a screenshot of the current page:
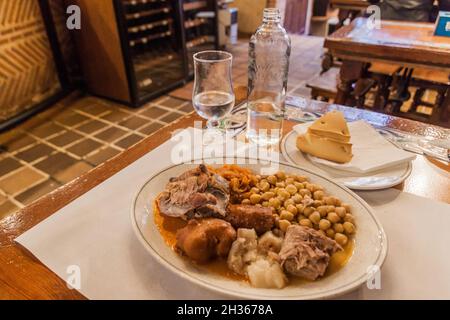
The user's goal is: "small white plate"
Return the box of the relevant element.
[281,130,412,191]
[131,158,388,300]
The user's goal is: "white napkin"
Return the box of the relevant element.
[294,120,416,174]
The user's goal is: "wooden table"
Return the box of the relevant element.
[1,90,449,299]
[324,18,450,123]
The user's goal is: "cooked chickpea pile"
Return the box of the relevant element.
[239,171,356,246]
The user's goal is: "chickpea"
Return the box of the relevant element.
[276,171,286,180]
[306,184,315,192]
[313,190,324,200]
[267,175,277,185]
[326,229,335,238]
[296,204,305,214]
[324,197,335,205]
[299,219,313,228]
[342,203,351,213]
[292,194,303,204]
[327,205,336,213]
[259,181,270,192]
[296,175,308,182]
[333,223,344,234]
[241,199,251,205]
[319,219,331,230]
[250,194,262,204]
[276,181,286,188]
[309,211,321,224]
[277,190,291,201]
[279,219,291,232]
[285,177,295,185]
[299,189,312,197]
[327,212,340,223]
[333,197,342,206]
[286,184,298,195]
[317,206,328,217]
[250,187,260,194]
[284,199,295,208]
[294,182,304,190]
[344,213,355,224]
[280,210,294,221]
[277,206,285,213]
[343,222,356,234]
[335,206,347,218]
[269,197,281,209]
[261,191,275,201]
[335,233,348,246]
[313,200,323,207]
[262,201,269,207]
[303,206,315,217]
[286,204,298,215]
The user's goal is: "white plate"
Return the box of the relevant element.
[131,158,388,300]
[281,130,412,191]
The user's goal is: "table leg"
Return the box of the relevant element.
[440,87,450,124]
[336,60,365,106]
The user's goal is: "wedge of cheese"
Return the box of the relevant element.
[308,111,350,142]
[296,132,353,163]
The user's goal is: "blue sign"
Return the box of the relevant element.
[434,11,450,37]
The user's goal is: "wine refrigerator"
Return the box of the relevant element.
[72,0,219,107]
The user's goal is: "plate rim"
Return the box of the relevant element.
[281,130,412,191]
[130,157,389,300]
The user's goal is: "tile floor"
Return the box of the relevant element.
[0,35,324,219]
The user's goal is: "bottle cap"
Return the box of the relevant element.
[263,8,281,22]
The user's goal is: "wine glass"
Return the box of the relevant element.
[192,51,235,135]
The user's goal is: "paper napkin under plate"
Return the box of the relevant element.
[294,120,416,174]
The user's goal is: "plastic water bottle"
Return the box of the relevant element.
[246,8,291,145]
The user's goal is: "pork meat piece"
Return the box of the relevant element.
[279,225,342,281]
[176,218,236,264]
[156,165,230,219]
[225,204,274,234]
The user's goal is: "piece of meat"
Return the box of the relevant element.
[279,225,342,281]
[227,228,258,275]
[156,165,230,219]
[225,204,274,234]
[176,218,236,264]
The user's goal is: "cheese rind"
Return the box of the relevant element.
[308,111,350,142]
[296,133,353,164]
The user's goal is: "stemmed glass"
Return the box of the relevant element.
[192,51,235,139]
